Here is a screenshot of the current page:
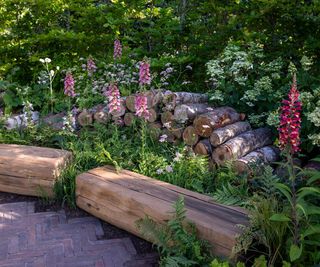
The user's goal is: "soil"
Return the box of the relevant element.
[0,192,156,255]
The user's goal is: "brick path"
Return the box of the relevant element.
[0,202,158,267]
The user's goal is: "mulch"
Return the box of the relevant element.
[0,192,155,255]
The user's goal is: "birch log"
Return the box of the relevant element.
[212,128,273,165]
[194,139,213,156]
[210,121,252,147]
[193,107,241,137]
[174,103,213,123]
[233,146,280,174]
[164,92,208,111]
[183,126,199,146]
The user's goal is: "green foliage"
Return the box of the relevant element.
[137,196,212,266]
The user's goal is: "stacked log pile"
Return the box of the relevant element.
[4,90,279,173]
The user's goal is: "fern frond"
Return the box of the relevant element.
[212,183,249,207]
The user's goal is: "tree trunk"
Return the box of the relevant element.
[194,139,213,156]
[174,103,213,123]
[210,121,251,147]
[123,112,136,126]
[77,109,93,127]
[233,146,280,174]
[182,125,199,146]
[193,107,241,137]
[212,128,273,165]
[161,111,174,126]
[164,92,208,111]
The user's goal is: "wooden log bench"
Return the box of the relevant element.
[76,165,248,257]
[0,144,72,197]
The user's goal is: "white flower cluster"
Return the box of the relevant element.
[307,107,320,127]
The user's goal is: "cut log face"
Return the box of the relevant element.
[93,106,110,124]
[182,126,199,146]
[0,144,72,197]
[42,112,66,130]
[233,146,280,174]
[210,121,252,147]
[193,107,241,137]
[212,128,273,165]
[146,108,158,123]
[123,112,136,126]
[147,122,162,140]
[161,128,176,143]
[167,122,184,139]
[194,139,213,156]
[76,166,248,257]
[174,103,213,123]
[161,111,174,126]
[125,95,136,112]
[77,109,93,127]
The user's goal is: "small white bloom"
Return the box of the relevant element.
[50,70,55,77]
[56,66,60,70]
[173,152,183,162]
[165,165,173,173]
[163,122,171,128]
[206,107,214,111]
[202,125,210,129]
[39,58,45,63]
[156,169,164,175]
[186,65,192,70]
[159,134,168,143]
[44,58,51,63]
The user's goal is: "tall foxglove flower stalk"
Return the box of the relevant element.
[64,72,76,97]
[139,61,151,86]
[113,39,122,60]
[135,94,150,120]
[106,83,121,114]
[87,57,97,76]
[279,75,302,154]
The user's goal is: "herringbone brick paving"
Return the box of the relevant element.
[0,202,158,267]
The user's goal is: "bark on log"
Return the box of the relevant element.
[210,121,252,147]
[163,92,208,111]
[161,111,174,126]
[194,139,213,156]
[233,146,280,174]
[212,128,273,165]
[174,103,213,123]
[193,107,241,137]
[0,144,72,197]
[77,109,93,127]
[76,165,248,257]
[182,126,199,146]
[123,112,136,126]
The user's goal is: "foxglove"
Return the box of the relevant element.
[113,39,122,60]
[135,94,150,120]
[105,83,121,114]
[64,72,76,97]
[139,61,151,86]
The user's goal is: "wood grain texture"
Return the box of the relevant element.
[76,165,248,257]
[0,144,72,197]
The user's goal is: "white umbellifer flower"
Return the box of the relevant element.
[165,165,173,173]
[159,134,168,142]
[50,70,55,77]
[39,58,45,63]
[56,66,60,70]
[156,169,164,174]
[45,58,51,63]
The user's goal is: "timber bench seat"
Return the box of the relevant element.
[76,165,248,257]
[0,144,72,197]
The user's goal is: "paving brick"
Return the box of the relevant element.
[0,201,153,267]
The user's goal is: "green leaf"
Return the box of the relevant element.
[302,225,320,237]
[297,187,320,201]
[275,183,293,205]
[289,244,302,262]
[269,213,291,222]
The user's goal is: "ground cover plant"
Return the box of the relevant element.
[1,1,320,266]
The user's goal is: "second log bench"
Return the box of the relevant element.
[76,165,248,257]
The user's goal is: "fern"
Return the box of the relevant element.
[212,183,249,207]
